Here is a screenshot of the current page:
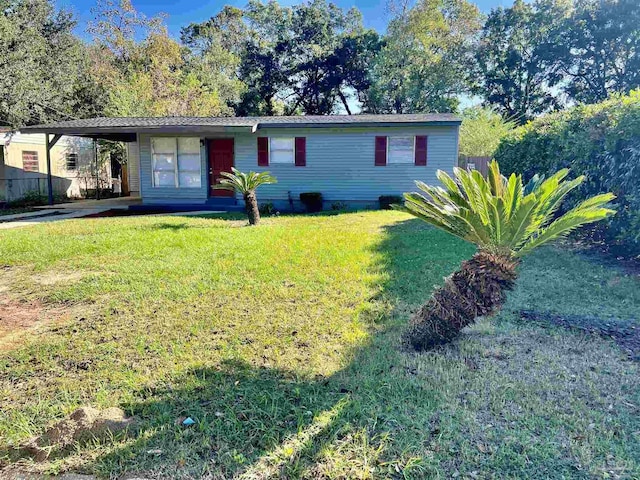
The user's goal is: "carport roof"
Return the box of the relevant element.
[20,114,461,141]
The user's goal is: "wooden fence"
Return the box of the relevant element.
[458,156,491,176]
[0,176,72,202]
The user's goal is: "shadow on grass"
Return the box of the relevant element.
[88,219,472,478]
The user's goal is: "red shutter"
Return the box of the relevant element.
[295,137,306,166]
[375,136,387,166]
[257,137,269,166]
[415,136,427,166]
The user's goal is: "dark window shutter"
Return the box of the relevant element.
[375,136,387,166]
[257,137,269,166]
[415,136,427,166]
[295,137,306,166]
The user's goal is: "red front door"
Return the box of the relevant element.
[208,138,235,197]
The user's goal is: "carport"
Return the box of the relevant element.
[21,117,258,205]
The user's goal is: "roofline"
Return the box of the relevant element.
[19,125,254,138]
[22,120,461,135]
[257,120,461,129]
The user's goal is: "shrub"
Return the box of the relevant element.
[259,202,277,215]
[459,106,516,158]
[331,201,348,211]
[300,192,323,213]
[7,191,67,208]
[495,90,640,255]
[379,195,403,210]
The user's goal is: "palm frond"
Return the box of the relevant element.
[214,168,277,193]
[398,160,616,258]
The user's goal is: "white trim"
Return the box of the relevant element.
[151,137,202,189]
[387,136,415,165]
[269,137,295,164]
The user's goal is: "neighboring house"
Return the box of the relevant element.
[0,132,106,202]
[22,114,461,209]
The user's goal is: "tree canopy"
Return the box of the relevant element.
[0,0,104,127]
[365,0,482,114]
[0,0,638,128]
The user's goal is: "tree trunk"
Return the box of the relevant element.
[244,190,260,226]
[405,250,519,351]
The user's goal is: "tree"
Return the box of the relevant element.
[282,1,382,114]
[88,0,241,117]
[474,0,568,124]
[395,161,615,350]
[0,0,104,127]
[365,0,481,114]
[458,106,516,158]
[180,6,247,113]
[551,0,640,104]
[214,168,277,226]
[186,0,381,116]
[186,0,292,116]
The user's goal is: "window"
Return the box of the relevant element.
[177,138,201,188]
[66,153,78,171]
[387,136,414,164]
[22,151,39,172]
[151,137,201,188]
[269,137,294,164]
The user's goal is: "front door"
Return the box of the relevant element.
[208,138,234,197]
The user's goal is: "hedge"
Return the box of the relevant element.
[494,90,640,255]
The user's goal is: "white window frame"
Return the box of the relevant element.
[269,137,295,164]
[177,137,202,189]
[387,136,415,164]
[151,137,202,188]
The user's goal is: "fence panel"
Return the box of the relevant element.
[459,156,490,176]
[0,177,71,202]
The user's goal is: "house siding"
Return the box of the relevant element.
[237,126,457,206]
[0,133,100,201]
[137,125,459,207]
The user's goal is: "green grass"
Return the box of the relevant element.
[0,211,638,479]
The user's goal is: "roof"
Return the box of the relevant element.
[20,114,461,141]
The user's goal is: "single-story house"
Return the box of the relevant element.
[21,114,461,210]
[0,132,108,202]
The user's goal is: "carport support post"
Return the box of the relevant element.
[45,134,62,205]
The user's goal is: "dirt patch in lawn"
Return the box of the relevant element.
[16,406,133,462]
[519,310,640,360]
[0,298,46,334]
[0,298,80,351]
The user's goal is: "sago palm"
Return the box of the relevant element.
[394,160,615,351]
[214,168,277,225]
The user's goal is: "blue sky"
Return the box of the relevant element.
[58,0,514,40]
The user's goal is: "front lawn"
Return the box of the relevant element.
[1,211,638,479]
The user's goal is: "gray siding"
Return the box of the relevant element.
[136,126,458,206]
[237,126,457,205]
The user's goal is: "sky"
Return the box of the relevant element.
[58,0,514,40]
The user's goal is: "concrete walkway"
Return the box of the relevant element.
[35,196,142,210]
[0,208,114,229]
[0,208,225,230]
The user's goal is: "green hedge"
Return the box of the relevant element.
[495,90,640,254]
